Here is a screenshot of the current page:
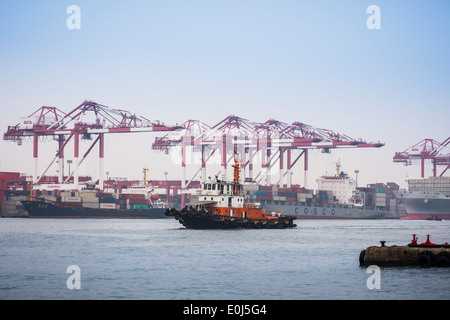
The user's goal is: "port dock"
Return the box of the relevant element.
[360,235,450,267]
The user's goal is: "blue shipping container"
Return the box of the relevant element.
[99,197,116,203]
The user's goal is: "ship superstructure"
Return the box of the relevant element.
[316,162,356,205]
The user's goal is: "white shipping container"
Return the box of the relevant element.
[243,185,259,191]
[79,192,97,198]
[8,196,26,201]
[82,197,99,203]
[62,196,82,202]
[100,203,115,209]
[82,202,99,209]
[44,196,57,202]
[375,193,386,198]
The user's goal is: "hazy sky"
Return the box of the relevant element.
[0,1,449,189]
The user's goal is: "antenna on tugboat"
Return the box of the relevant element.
[143,167,149,186]
[232,151,241,196]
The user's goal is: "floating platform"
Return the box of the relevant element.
[359,235,450,267]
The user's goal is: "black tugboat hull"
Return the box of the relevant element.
[165,208,297,229]
[21,200,168,219]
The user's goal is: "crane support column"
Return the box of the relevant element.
[99,133,104,190]
[221,134,227,180]
[287,148,292,188]
[304,149,309,189]
[279,147,284,187]
[201,145,206,181]
[74,131,79,188]
[33,133,38,182]
[180,136,187,208]
[58,135,65,183]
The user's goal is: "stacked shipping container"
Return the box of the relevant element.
[408,177,450,197]
[242,184,335,206]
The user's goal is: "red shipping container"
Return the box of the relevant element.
[128,198,149,205]
[62,202,82,208]
[97,192,114,198]
[119,193,146,200]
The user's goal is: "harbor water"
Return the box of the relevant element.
[0,218,449,300]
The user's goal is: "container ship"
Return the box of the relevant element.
[1,164,405,219]
[243,163,401,219]
[396,177,450,220]
[20,182,168,219]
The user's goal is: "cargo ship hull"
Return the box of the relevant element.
[397,196,450,220]
[21,200,168,219]
[398,178,450,220]
[258,201,386,219]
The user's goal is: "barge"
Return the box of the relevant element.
[359,234,450,267]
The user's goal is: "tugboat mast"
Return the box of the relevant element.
[232,152,241,196]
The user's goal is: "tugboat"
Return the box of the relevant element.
[165,154,297,229]
[425,215,443,221]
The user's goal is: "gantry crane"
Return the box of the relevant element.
[3,100,182,189]
[152,114,384,197]
[393,137,450,177]
[4,101,385,197]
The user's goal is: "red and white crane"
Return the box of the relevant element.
[152,115,384,198]
[393,137,450,177]
[3,100,182,189]
[4,101,384,197]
